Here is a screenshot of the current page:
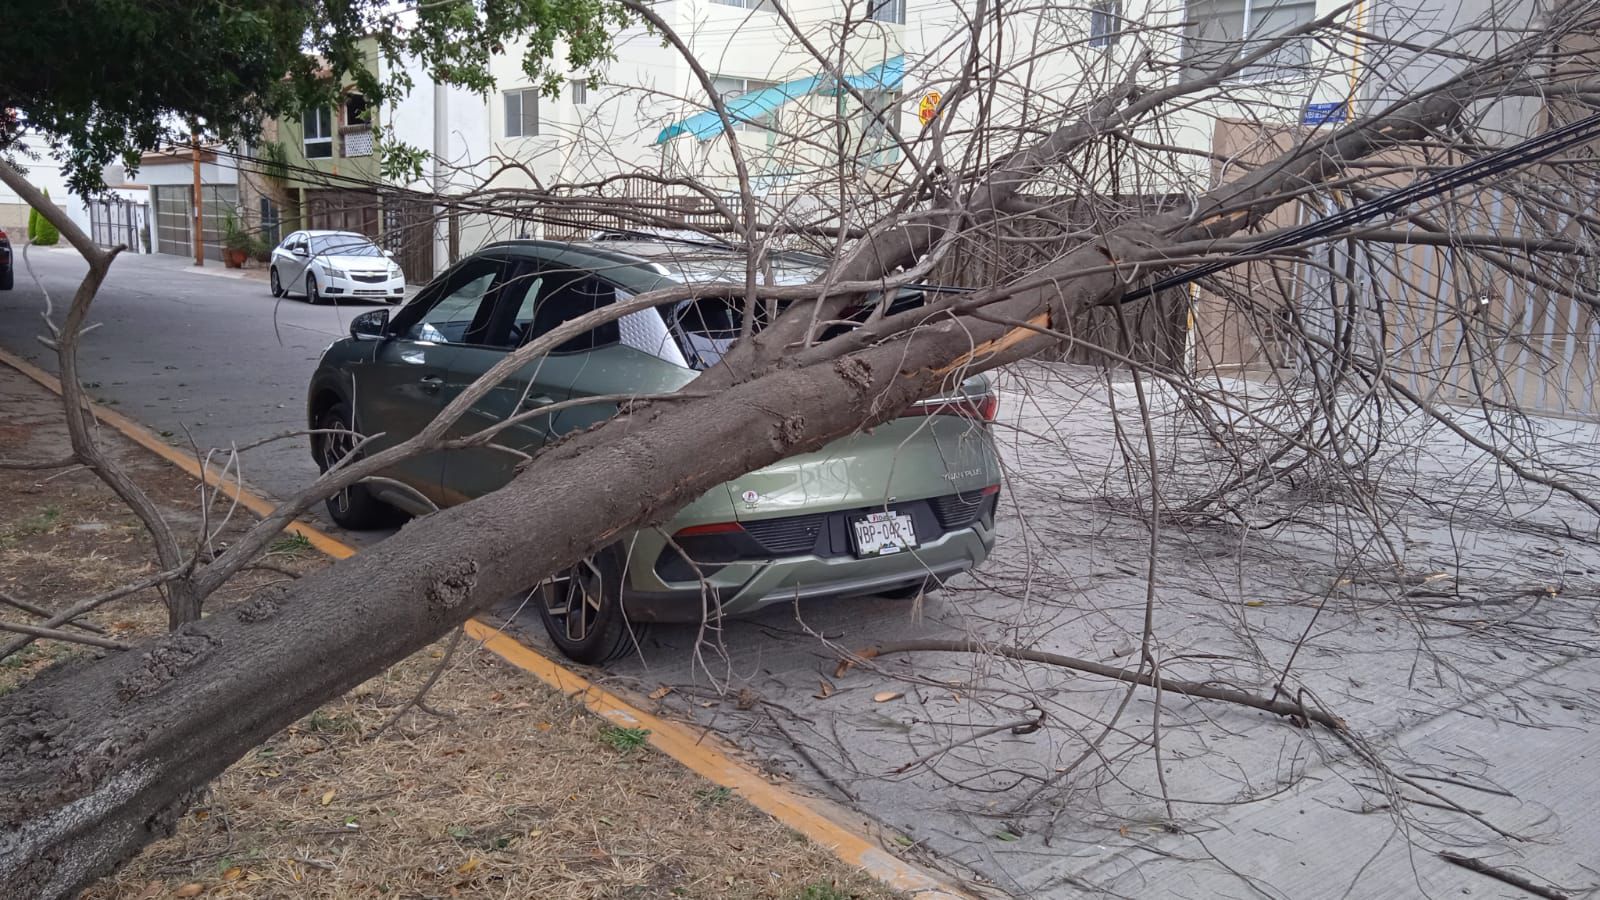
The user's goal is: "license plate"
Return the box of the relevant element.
[850,511,917,558]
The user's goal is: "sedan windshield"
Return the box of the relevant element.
[311,235,383,257]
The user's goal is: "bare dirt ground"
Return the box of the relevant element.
[0,367,895,900]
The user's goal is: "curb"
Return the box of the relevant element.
[0,347,974,900]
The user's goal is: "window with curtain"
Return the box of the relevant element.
[302,107,332,159]
[504,88,540,137]
[709,75,780,131]
[1182,0,1314,81]
[1089,0,1121,48]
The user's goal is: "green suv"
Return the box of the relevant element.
[306,238,1002,663]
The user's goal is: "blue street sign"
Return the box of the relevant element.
[1303,101,1347,125]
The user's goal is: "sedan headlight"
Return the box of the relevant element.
[388,263,403,278]
[323,265,347,279]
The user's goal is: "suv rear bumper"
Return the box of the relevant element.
[618,521,995,623]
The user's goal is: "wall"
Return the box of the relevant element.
[0,147,91,241]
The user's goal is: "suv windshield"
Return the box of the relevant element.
[312,234,382,257]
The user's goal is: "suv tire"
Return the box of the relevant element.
[536,548,647,665]
[311,401,399,529]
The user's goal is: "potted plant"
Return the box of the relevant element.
[221,212,251,268]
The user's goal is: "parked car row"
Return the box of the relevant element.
[306,236,1003,664]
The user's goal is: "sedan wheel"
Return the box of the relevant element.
[269,266,284,298]
[305,272,322,305]
[536,550,645,665]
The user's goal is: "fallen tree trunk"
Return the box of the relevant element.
[0,310,1040,897]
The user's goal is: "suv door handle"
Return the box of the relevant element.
[419,374,444,394]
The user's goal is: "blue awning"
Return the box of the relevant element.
[654,56,904,145]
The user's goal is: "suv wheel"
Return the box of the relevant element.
[536,549,646,665]
[311,401,398,529]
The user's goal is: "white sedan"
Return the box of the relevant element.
[269,230,406,304]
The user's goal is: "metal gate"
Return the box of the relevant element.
[1212,190,1600,421]
[381,196,434,284]
[148,184,238,261]
[152,186,190,256]
[88,197,148,253]
[304,189,379,237]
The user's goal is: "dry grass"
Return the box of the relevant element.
[0,369,897,900]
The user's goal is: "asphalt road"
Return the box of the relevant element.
[7,246,1600,897]
[0,246,396,542]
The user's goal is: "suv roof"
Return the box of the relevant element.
[480,238,827,287]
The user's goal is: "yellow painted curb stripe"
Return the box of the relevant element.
[0,347,353,559]
[0,347,971,899]
[464,620,969,899]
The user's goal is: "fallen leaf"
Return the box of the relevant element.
[648,685,673,701]
[174,885,205,898]
[994,830,1019,842]
[456,857,481,875]
[508,701,531,711]
[1243,600,1265,608]
[320,789,335,806]
[222,867,242,882]
[736,688,759,710]
[1118,825,1129,837]
[488,691,505,702]
[814,678,835,699]
[134,882,163,900]
[429,650,444,658]
[192,810,209,822]
[535,722,553,732]
[873,691,904,703]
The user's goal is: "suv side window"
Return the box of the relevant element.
[402,259,506,345]
[519,267,621,354]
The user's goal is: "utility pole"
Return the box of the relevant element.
[192,130,204,266]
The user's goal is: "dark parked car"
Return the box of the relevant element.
[0,227,12,290]
[306,238,1002,663]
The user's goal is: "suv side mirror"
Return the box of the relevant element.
[350,309,389,341]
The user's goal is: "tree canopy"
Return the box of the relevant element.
[0,0,630,194]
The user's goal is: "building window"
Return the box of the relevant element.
[303,107,333,159]
[1182,0,1315,81]
[344,92,369,126]
[712,0,775,10]
[259,197,281,246]
[1089,0,1121,47]
[572,79,589,105]
[504,88,540,137]
[866,0,905,23]
[709,75,780,131]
